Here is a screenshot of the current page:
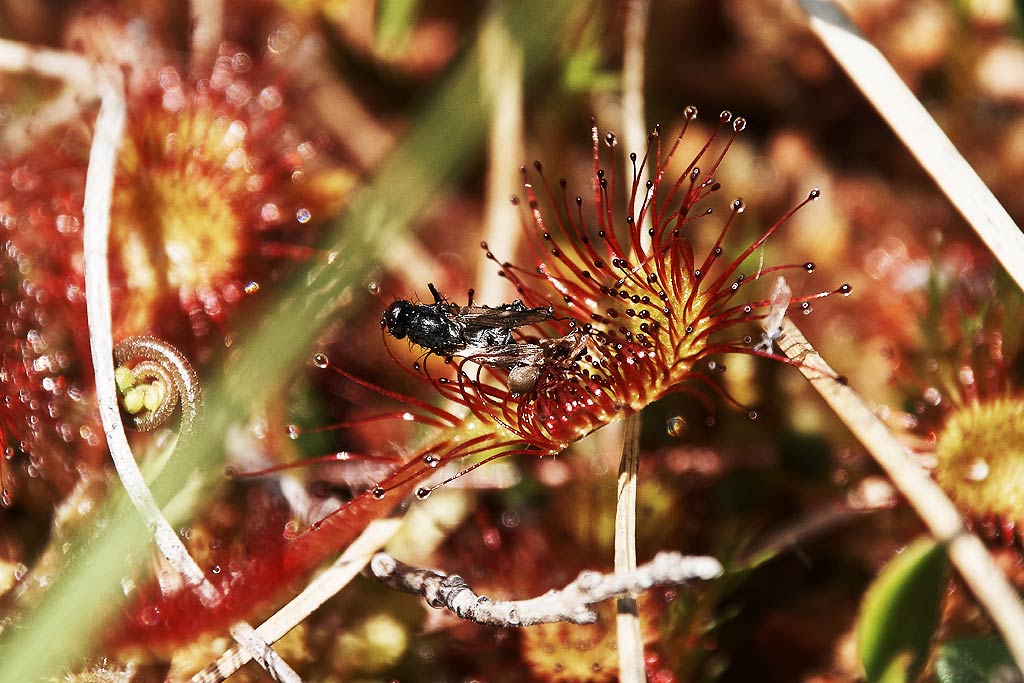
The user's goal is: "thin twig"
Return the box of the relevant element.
[370,549,722,627]
[615,412,644,683]
[795,0,1024,293]
[778,318,1024,670]
[191,518,404,683]
[0,37,94,84]
[80,73,301,683]
[82,77,174,564]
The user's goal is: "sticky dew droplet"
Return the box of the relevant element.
[312,353,329,369]
[139,606,161,626]
[966,459,990,482]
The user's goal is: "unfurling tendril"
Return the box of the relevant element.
[113,336,202,435]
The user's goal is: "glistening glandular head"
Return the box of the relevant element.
[385,301,411,339]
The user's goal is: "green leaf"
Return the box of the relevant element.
[856,537,950,683]
[936,636,1021,683]
[375,0,420,53]
[563,48,619,93]
[561,8,619,93]
[876,652,914,683]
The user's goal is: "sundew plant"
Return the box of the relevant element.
[2,2,1024,683]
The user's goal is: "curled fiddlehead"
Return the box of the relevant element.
[113,336,202,434]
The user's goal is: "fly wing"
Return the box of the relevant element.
[457,303,553,332]
[755,276,792,352]
[462,342,545,369]
[541,331,589,364]
[763,276,792,335]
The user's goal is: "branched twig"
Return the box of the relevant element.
[370,550,722,627]
[795,0,1024,294]
[80,71,301,683]
[778,318,1024,670]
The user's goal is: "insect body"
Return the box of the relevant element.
[384,284,585,396]
[505,331,589,397]
[754,276,792,353]
[384,283,554,357]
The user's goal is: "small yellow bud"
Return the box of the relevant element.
[143,382,166,413]
[115,366,136,393]
[122,387,146,414]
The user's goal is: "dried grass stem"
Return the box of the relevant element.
[778,318,1024,670]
